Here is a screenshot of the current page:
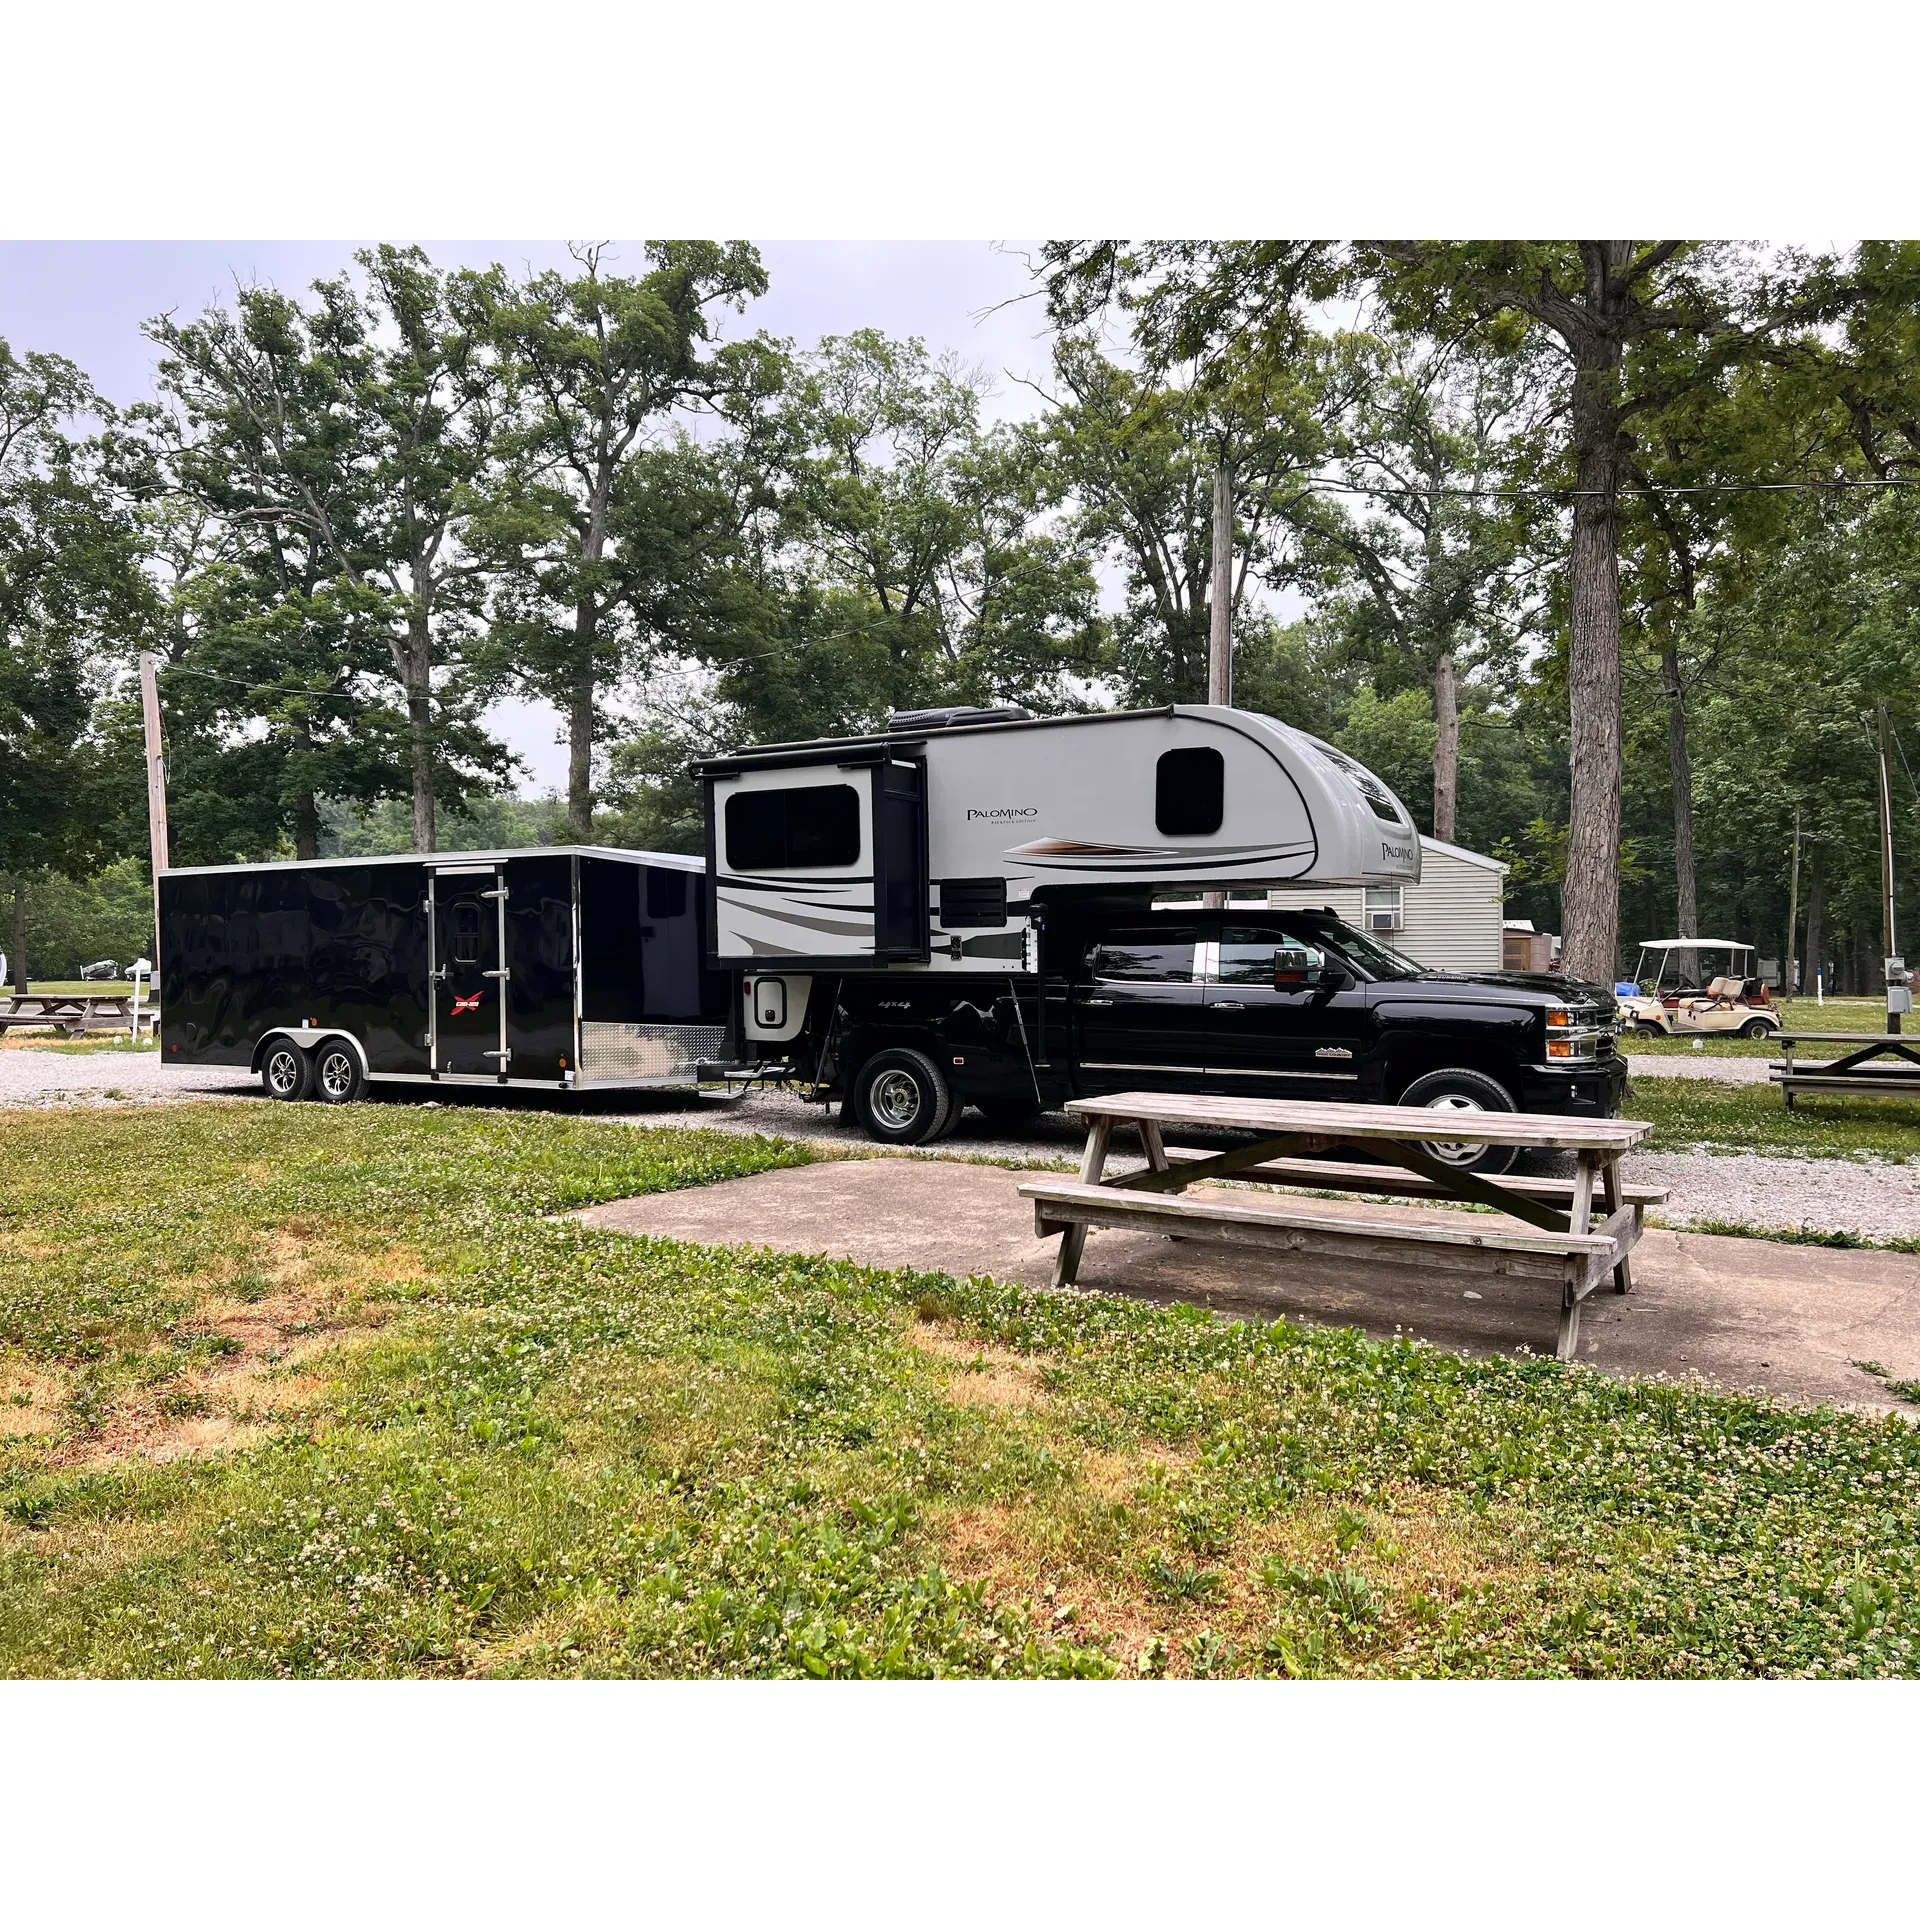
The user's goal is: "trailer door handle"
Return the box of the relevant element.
[482,1049,511,1062]
[482,968,510,980]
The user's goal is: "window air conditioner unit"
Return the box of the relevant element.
[1368,909,1402,932]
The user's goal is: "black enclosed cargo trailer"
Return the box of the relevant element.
[158,847,729,1102]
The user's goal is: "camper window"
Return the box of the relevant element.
[725,784,861,870]
[1155,748,1225,836]
[646,867,689,918]
[1088,933,1198,983]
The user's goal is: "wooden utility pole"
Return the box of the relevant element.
[1878,700,1900,1033]
[139,652,171,939]
[1208,453,1234,707]
[1785,805,1801,996]
[1205,453,1233,913]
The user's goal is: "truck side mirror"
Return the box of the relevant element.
[1274,947,1327,990]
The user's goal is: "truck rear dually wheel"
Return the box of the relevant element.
[1397,1068,1519,1177]
[852,1048,954,1146]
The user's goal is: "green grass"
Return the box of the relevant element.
[1626,1076,1920,1160]
[5,1101,1920,1679]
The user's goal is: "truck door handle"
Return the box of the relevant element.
[1084,997,1113,1007]
[1206,1000,1245,1011]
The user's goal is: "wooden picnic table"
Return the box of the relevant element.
[1770,1030,1920,1107]
[1019,1092,1655,1362]
[0,993,144,1036]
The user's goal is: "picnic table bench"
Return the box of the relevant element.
[1769,1031,1920,1107]
[0,993,146,1036]
[1019,1092,1656,1362]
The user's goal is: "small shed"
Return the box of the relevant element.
[1266,835,1507,971]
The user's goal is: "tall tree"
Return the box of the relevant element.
[147,246,508,852]
[0,340,144,963]
[471,243,772,839]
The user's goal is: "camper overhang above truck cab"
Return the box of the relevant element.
[694,704,1420,973]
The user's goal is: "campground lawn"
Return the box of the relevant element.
[3,1101,1920,1678]
[1626,1076,1920,1160]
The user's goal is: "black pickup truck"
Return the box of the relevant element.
[780,903,1623,1174]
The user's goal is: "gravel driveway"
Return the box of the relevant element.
[5,1042,1915,1242]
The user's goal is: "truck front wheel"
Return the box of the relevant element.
[1397,1068,1519,1177]
[852,1048,955,1145]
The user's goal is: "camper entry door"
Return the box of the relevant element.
[431,865,510,1077]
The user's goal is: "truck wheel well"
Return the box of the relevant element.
[1383,1043,1519,1104]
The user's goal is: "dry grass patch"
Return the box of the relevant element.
[907,1323,1050,1411]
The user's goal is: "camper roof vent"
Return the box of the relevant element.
[887,705,1031,732]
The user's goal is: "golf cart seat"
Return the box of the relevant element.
[1703,976,1739,1001]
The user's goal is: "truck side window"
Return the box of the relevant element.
[1089,935,1196,983]
[1155,747,1224,835]
[725,784,861,869]
[1217,931,1319,985]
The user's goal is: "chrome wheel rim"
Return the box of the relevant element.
[320,1051,354,1098]
[266,1050,300,1096]
[1421,1092,1486,1165]
[870,1068,922,1131]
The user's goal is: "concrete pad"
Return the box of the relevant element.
[571,1159,1920,1414]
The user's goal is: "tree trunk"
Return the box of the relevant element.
[291,718,320,863]
[1431,645,1459,843]
[1559,322,1627,985]
[10,877,26,989]
[1660,638,1697,938]
[405,615,436,854]
[567,638,596,843]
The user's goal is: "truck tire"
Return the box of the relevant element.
[313,1040,365,1104]
[1397,1068,1519,1177]
[852,1047,954,1146]
[261,1037,312,1103]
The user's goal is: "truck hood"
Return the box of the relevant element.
[1390,970,1619,1016]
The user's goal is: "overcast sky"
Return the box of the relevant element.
[0,240,1061,791]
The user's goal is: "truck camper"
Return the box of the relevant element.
[158,846,727,1102]
[697,705,1622,1165]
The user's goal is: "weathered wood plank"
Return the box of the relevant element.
[1063,1091,1648,1151]
[1154,1150,1669,1207]
[1021,1179,1618,1261]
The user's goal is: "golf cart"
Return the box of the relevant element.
[1617,939,1782,1039]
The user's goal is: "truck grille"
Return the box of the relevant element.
[578,1022,724,1084]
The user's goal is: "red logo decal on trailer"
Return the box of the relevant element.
[450,991,484,1015]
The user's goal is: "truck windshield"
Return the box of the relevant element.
[1286,917,1426,981]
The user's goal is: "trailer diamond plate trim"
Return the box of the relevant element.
[578,1022,725,1084]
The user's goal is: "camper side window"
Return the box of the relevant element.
[725,784,861,869]
[1155,748,1224,835]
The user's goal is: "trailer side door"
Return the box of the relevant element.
[431,865,509,1078]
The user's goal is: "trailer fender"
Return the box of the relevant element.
[249,1028,371,1077]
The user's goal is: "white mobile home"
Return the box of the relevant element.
[1265,835,1507,971]
[694,704,1422,976]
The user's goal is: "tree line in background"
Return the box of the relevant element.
[2,240,1917,989]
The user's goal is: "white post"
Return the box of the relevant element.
[139,652,170,947]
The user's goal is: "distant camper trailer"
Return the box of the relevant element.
[694,703,1421,978]
[158,847,727,1102]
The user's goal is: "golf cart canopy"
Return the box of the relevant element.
[1634,940,1755,993]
